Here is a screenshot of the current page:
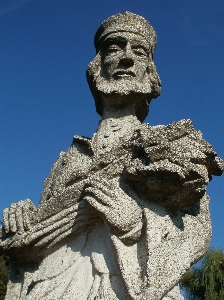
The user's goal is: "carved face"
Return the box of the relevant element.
[100,32,152,84]
[87,29,161,121]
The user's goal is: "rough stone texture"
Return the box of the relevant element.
[1,11,223,300]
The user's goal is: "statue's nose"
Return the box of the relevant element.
[119,43,134,67]
[119,56,134,68]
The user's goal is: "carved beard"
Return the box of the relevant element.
[94,73,152,97]
[87,56,161,121]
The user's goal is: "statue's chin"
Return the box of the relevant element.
[95,76,152,97]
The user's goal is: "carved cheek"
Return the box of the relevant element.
[103,56,120,77]
[135,61,148,81]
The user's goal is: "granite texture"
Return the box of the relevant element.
[1,11,223,300]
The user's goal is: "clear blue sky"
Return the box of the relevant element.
[0,0,223,250]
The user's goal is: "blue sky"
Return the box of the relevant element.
[0,0,223,250]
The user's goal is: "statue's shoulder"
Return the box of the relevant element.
[39,135,93,203]
[140,119,196,139]
[139,118,223,176]
[136,119,196,151]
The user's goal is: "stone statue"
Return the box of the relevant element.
[1,12,223,300]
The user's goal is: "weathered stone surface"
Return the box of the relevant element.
[1,11,223,300]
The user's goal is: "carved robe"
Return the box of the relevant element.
[1,119,223,300]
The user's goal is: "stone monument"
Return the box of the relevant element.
[1,12,223,300]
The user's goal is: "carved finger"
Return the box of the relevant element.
[88,174,113,188]
[3,207,10,233]
[9,203,17,233]
[23,203,32,231]
[85,177,115,198]
[84,195,109,217]
[15,202,24,234]
[26,198,36,211]
[84,187,113,207]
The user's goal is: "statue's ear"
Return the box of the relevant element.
[86,53,103,118]
[87,53,101,80]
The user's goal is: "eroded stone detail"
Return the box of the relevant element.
[1,11,223,300]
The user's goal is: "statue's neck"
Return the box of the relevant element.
[101,101,136,119]
[92,105,141,156]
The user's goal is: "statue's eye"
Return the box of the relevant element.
[132,47,148,57]
[106,44,121,55]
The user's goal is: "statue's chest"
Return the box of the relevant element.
[91,119,138,157]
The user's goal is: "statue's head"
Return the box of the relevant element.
[87,11,161,122]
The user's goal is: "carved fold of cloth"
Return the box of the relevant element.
[1,119,223,300]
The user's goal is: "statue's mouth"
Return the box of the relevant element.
[113,70,136,79]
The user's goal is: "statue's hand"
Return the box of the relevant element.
[83,177,142,237]
[3,199,37,235]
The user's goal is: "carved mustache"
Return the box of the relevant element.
[112,70,136,78]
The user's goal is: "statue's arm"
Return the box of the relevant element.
[0,142,96,259]
[123,119,224,211]
[0,194,99,261]
[82,176,143,245]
